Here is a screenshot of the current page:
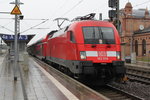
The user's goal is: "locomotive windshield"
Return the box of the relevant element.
[83,27,115,44]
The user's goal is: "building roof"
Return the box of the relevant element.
[132,9,150,18]
[123,2,150,18]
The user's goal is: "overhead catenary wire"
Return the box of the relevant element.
[0,18,49,34]
[0,20,14,33]
[0,18,49,20]
[48,0,69,19]
[31,28,50,30]
[133,0,150,7]
[42,0,71,30]
[60,0,84,17]
[0,18,14,20]
[28,0,71,32]
[3,20,14,27]
[47,0,84,30]
[20,19,49,34]
[0,25,14,33]
[22,18,49,20]
[20,18,50,33]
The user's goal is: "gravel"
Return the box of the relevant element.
[111,81,150,100]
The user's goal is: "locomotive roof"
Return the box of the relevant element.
[71,20,112,27]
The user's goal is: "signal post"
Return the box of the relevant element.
[10,0,22,81]
[108,0,120,33]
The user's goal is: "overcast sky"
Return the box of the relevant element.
[0,0,150,44]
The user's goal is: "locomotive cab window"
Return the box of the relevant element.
[82,27,115,44]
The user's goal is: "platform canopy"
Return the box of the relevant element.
[0,33,35,45]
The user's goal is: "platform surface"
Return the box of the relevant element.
[125,61,150,69]
[0,54,78,100]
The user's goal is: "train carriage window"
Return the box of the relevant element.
[69,31,76,43]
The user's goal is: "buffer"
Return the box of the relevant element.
[11,5,22,15]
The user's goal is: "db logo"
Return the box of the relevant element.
[98,51,107,57]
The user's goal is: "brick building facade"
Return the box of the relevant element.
[120,2,150,59]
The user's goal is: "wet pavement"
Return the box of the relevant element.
[0,54,71,100]
[0,53,109,100]
[26,59,69,100]
[0,54,24,100]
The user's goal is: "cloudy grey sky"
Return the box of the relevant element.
[0,0,150,44]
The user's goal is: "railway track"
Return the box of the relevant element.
[126,66,150,85]
[93,84,143,100]
[33,57,145,100]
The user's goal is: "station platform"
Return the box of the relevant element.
[125,61,150,70]
[0,52,108,100]
[0,53,68,100]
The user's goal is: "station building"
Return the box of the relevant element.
[120,2,150,59]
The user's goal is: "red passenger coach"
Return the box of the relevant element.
[27,30,57,60]
[28,13,126,84]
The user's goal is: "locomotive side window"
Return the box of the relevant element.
[69,31,76,43]
[83,27,115,44]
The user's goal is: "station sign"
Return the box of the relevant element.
[1,34,28,40]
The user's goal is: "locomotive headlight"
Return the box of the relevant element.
[116,52,121,60]
[80,51,86,59]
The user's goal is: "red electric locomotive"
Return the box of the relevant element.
[27,13,126,84]
[44,13,126,83]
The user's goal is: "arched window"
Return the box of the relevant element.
[135,40,138,56]
[142,39,146,56]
